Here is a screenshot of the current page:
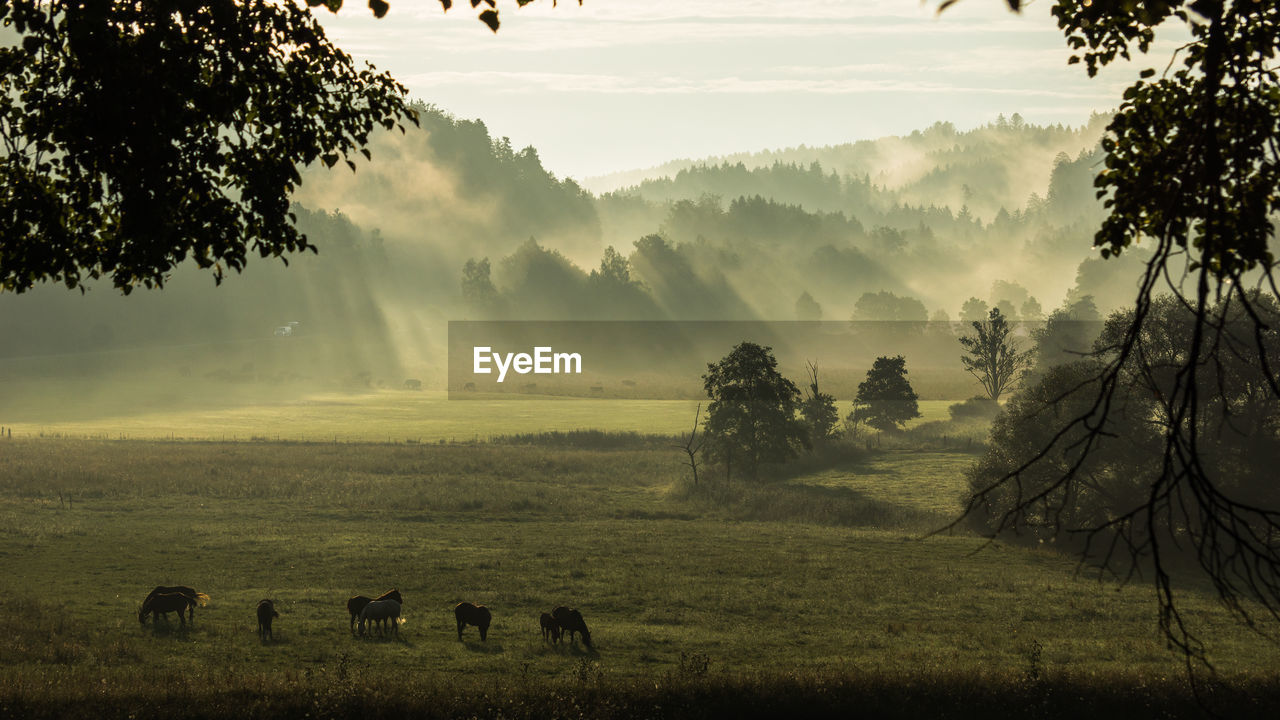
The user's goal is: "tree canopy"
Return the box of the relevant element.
[0,0,577,295]
[942,0,1280,665]
[958,307,1032,402]
[0,0,419,294]
[851,355,921,433]
[702,342,807,481]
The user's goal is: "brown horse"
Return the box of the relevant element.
[454,602,492,642]
[358,599,401,637]
[539,612,562,644]
[257,599,279,641]
[139,592,196,626]
[142,586,209,624]
[347,589,402,634]
[551,606,591,648]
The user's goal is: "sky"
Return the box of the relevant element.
[314,0,1175,184]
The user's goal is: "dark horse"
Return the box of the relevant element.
[257,599,279,641]
[347,589,402,634]
[551,606,592,648]
[140,586,209,625]
[139,592,196,626]
[539,612,562,644]
[454,602,492,641]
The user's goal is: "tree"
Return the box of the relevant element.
[959,297,989,324]
[0,0,558,295]
[795,290,823,321]
[944,0,1280,666]
[675,404,706,486]
[461,257,501,314]
[799,361,839,445]
[850,355,920,433]
[1028,295,1102,374]
[1019,296,1044,322]
[590,246,633,287]
[851,290,928,322]
[0,0,422,294]
[959,307,1032,402]
[964,295,1280,609]
[702,342,807,481]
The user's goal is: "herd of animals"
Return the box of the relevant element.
[137,585,593,648]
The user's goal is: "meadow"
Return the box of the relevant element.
[2,430,1279,718]
[0,387,958,443]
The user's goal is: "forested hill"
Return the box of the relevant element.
[588,113,1112,222]
[0,104,1143,390]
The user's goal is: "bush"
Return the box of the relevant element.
[948,396,1001,422]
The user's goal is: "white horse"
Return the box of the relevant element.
[359,599,401,637]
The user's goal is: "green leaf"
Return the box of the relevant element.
[479,8,499,31]
[369,0,389,18]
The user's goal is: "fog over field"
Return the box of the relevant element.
[4,3,1278,719]
[0,107,1136,424]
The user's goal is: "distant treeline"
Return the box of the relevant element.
[1,104,1143,387]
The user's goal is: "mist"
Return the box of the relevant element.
[1,105,1133,422]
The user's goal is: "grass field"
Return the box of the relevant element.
[1,436,1278,718]
[0,388,957,443]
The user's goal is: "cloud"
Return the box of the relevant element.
[400,69,1124,101]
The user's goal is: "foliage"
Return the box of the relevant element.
[851,355,921,433]
[959,297,989,323]
[799,362,840,444]
[306,0,561,32]
[461,257,502,315]
[964,294,1280,660]
[795,291,823,321]
[702,342,807,480]
[852,291,928,323]
[948,396,1001,422]
[0,0,417,294]
[945,0,1280,665]
[1029,295,1102,374]
[959,308,1032,402]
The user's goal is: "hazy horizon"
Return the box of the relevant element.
[315,0,1177,180]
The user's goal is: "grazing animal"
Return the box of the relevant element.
[551,606,592,648]
[257,599,279,641]
[359,599,402,637]
[347,589,402,633]
[141,586,209,624]
[139,592,196,627]
[454,602,492,642]
[539,612,562,644]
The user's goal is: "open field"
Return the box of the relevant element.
[0,389,958,443]
[2,437,1278,717]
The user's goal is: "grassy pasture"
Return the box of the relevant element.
[0,389,957,443]
[1,437,1279,718]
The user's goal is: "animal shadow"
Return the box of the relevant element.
[462,640,504,654]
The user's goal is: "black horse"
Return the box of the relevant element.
[551,606,592,648]
[139,592,196,626]
[347,589,402,634]
[454,602,492,642]
[140,586,208,625]
[539,612,562,644]
[257,599,279,641]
